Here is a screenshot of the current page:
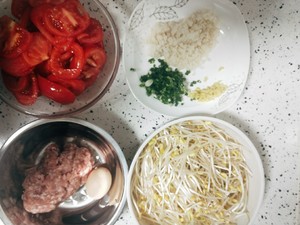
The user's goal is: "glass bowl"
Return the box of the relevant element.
[0,0,120,118]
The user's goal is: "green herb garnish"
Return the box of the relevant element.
[130,68,136,71]
[148,58,155,64]
[139,58,188,106]
[190,80,201,87]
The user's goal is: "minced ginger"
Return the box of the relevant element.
[189,81,227,102]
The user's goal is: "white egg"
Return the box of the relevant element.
[85,167,112,200]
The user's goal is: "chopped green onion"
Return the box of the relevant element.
[139,58,189,106]
[148,58,155,64]
[190,80,201,87]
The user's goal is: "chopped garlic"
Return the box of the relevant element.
[189,81,227,102]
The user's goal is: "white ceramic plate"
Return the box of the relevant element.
[123,0,250,117]
[127,116,265,225]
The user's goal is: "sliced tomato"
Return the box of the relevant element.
[13,73,39,105]
[30,4,77,45]
[2,72,30,92]
[37,75,76,104]
[48,74,86,96]
[77,18,104,45]
[43,0,90,37]
[0,55,33,77]
[0,21,7,55]
[34,60,51,76]
[22,32,52,66]
[30,4,56,43]
[28,0,65,7]
[19,7,32,29]
[82,45,106,80]
[0,16,33,59]
[11,0,30,20]
[53,36,75,51]
[83,72,99,88]
[47,42,84,79]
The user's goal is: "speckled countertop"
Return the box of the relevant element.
[0,0,299,225]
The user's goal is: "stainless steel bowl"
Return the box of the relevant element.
[0,118,128,225]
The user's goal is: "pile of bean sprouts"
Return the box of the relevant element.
[130,120,251,225]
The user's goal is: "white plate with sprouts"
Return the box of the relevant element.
[123,0,250,117]
[127,116,264,225]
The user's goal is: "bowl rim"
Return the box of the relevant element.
[126,115,265,225]
[0,117,128,225]
[0,0,121,119]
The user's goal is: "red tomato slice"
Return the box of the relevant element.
[37,75,76,104]
[48,74,86,96]
[30,4,56,43]
[0,16,33,59]
[2,72,30,92]
[30,5,76,45]
[11,0,30,20]
[48,42,84,79]
[77,18,104,45]
[29,0,65,7]
[13,73,39,105]
[83,72,99,88]
[82,45,106,81]
[44,0,90,37]
[22,32,52,66]
[34,60,51,76]
[0,55,33,77]
[19,7,32,29]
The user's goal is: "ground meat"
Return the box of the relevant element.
[22,143,94,214]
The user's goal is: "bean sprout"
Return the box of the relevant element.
[130,120,251,225]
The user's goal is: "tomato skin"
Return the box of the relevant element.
[44,0,90,37]
[19,7,32,29]
[28,0,65,7]
[37,75,76,104]
[48,74,86,96]
[30,4,78,45]
[13,73,39,105]
[11,0,31,20]
[0,55,33,77]
[77,18,104,45]
[22,32,52,66]
[82,45,106,81]
[0,16,33,59]
[2,72,30,92]
[83,72,99,88]
[30,4,56,43]
[48,42,84,79]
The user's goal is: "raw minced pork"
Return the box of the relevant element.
[22,143,94,214]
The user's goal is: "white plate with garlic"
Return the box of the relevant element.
[123,0,250,117]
